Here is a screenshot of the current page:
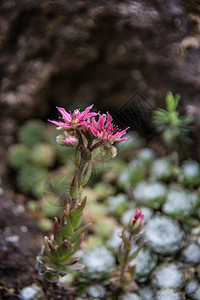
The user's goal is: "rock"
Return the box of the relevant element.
[19,284,43,300]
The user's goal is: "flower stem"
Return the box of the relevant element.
[120,248,131,282]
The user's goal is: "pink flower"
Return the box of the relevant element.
[90,112,129,143]
[49,105,97,130]
[130,209,145,234]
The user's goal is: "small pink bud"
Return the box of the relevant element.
[130,209,145,235]
[64,135,78,147]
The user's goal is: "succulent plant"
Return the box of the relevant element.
[18,120,46,147]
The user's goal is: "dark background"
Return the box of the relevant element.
[0,0,200,173]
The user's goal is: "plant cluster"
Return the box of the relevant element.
[8,96,200,299]
[152,92,194,155]
[36,104,145,287]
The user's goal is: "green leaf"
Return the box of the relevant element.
[61,212,74,238]
[69,223,91,244]
[166,92,180,112]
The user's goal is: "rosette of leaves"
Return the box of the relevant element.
[152,92,194,155]
[36,196,91,279]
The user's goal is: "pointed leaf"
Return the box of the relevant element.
[61,212,74,238]
[128,241,145,262]
[53,217,62,244]
[69,223,91,244]
[70,196,87,217]
[81,162,92,186]
[57,239,73,256]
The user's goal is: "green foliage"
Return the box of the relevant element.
[17,165,48,194]
[7,115,200,297]
[179,160,200,187]
[118,159,145,188]
[30,143,56,167]
[8,120,75,198]
[18,120,46,147]
[9,144,30,169]
[152,92,194,153]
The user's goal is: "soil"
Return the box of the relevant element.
[0,190,76,299]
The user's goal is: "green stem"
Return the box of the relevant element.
[120,248,131,282]
[90,140,104,151]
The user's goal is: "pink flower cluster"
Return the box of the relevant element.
[49,105,129,144]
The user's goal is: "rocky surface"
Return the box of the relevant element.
[0,0,200,120]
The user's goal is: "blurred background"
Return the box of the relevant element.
[1,0,200,176]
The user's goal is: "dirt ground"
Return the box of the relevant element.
[0,190,76,299]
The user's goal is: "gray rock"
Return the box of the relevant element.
[19,284,43,300]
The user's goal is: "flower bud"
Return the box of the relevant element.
[64,136,78,147]
[129,209,145,235]
[108,146,117,158]
[103,145,117,159]
[56,134,66,146]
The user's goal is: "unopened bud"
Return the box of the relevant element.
[103,145,117,159]
[64,136,79,147]
[130,209,145,235]
[56,134,66,145]
[56,134,78,147]
[108,146,117,158]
